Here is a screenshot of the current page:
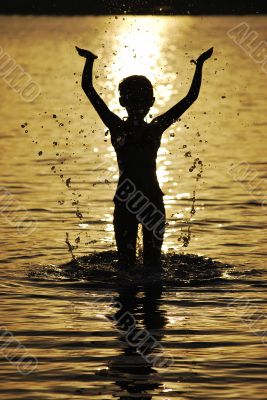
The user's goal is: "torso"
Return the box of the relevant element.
[110,119,164,201]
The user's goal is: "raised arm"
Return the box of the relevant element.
[152,47,213,131]
[76,47,122,129]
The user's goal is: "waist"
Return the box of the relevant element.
[114,175,164,204]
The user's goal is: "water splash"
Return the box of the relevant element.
[28,250,233,287]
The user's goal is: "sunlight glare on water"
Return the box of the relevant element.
[106,17,189,117]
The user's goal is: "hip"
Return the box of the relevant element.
[114,176,164,204]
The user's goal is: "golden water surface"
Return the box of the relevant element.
[0,15,266,400]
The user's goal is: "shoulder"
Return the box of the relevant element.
[110,119,126,148]
[148,119,165,136]
[108,115,125,134]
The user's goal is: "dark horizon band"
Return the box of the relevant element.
[0,0,266,16]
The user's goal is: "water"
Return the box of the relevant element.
[0,15,267,399]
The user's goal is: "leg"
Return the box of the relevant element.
[142,198,165,268]
[113,204,139,268]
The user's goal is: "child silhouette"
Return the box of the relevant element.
[76,45,213,269]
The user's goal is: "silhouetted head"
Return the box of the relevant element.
[119,75,155,119]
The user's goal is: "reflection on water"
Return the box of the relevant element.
[0,14,267,400]
[1,276,266,399]
[105,285,166,399]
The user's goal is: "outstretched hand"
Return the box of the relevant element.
[197,47,213,64]
[75,46,98,60]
